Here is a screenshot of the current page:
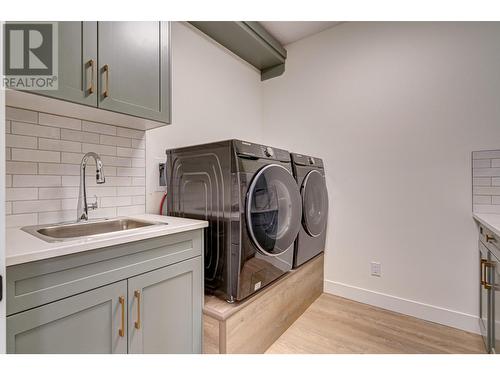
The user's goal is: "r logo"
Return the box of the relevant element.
[4,23,54,76]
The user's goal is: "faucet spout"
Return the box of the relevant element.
[77,152,106,222]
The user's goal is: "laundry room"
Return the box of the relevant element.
[1,0,500,374]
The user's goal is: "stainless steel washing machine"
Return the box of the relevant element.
[291,153,329,268]
[166,140,302,302]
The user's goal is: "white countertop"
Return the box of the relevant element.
[6,214,208,266]
[473,213,500,238]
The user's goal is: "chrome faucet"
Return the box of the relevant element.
[77,152,106,222]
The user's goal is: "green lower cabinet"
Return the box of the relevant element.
[7,257,202,354]
[7,280,128,354]
[128,257,202,354]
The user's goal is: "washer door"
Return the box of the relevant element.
[301,170,328,237]
[246,164,302,256]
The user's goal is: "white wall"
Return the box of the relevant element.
[262,22,500,332]
[146,22,263,213]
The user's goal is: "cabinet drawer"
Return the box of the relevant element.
[480,225,500,255]
[7,229,202,315]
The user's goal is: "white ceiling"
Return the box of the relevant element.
[259,21,342,46]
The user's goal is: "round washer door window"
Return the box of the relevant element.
[246,164,302,256]
[301,170,328,237]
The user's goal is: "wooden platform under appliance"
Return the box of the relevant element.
[203,254,324,354]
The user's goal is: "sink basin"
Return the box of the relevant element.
[22,217,167,243]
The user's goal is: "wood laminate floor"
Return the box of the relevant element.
[266,293,485,354]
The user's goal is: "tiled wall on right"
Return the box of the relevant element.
[472,150,500,214]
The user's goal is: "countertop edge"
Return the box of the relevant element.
[6,215,208,267]
[473,213,500,238]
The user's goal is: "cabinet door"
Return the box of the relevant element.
[33,21,98,106]
[7,280,127,354]
[479,241,491,351]
[491,251,500,353]
[128,257,202,354]
[97,22,171,123]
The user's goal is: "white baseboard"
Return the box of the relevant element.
[324,279,480,334]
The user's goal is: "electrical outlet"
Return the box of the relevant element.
[370,262,381,277]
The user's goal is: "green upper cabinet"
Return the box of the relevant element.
[98,22,171,123]
[31,21,171,124]
[33,22,98,106]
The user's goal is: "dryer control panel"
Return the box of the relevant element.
[234,140,290,162]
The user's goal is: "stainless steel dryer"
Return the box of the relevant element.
[291,153,329,268]
[166,140,302,302]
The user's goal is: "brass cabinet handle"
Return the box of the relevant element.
[118,296,125,337]
[482,260,495,290]
[134,290,141,330]
[87,59,95,94]
[103,64,110,98]
[486,234,497,243]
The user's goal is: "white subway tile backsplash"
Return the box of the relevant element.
[6,213,38,228]
[474,204,500,214]
[82,143,116,156]
[101,155,132,168]
[39,113,82,130]
[101,196,132,207]
[12,149,60,163]
[61,198,78,210]
[13,199,61,214]
[132,158,145,168]
[132,177,145,186]
[473,150,500,159]
[100,135,132,148]
[6,161,37,175]
[5,106,146,225]
[117,186,145,196]
[39,138,82,153]
[105,176,132,186]
[82,121,116,136]
[474,186,500,196]
[6,188,38,201]
[13,175,61,187]
[88,207,117,220]
[87,186,117,197]
[38,163,81,176]
[116,167,145,177]
[6,134,37,149]
[116,127,144,140]
[473,177,491,186]
[473,150,500,214]
[474,195,491,204]
[12,121,60,139]
[132,195,146,205]
[117,205,145,216]
[61,152,85,164]
[473,168,500,177]
[117,147,145,158]
[38,210,76,225]
[61,129,100,144]
[6,107,38,124]
[131,138,145,149]
[39,187,79,199]
[473,159,491,168]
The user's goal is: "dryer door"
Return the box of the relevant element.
[246,164,302,256]
[301,170,328,237]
